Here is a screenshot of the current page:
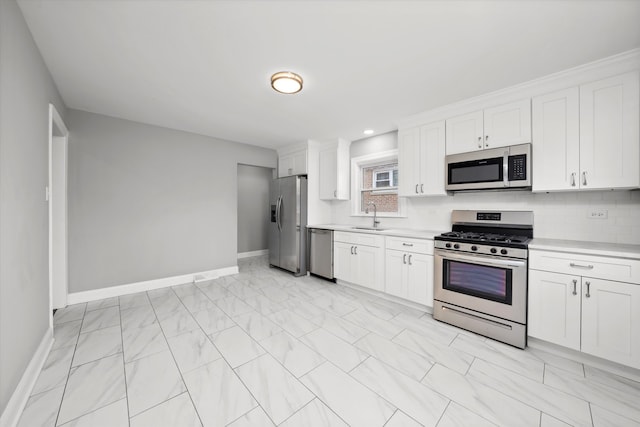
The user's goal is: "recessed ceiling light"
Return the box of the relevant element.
[271,71,303,94]
[363,129,374,135]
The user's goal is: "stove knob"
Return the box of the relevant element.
[453,244,460,249]
[445,243,451,248]
[471,245,478,251]
[501,249,508,255]
[490,248,497,254]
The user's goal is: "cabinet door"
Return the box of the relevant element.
[532,88,580,192]
[355,245,384,291]
[446,111,483,155]
[385,249,406,298]
[278,154,294,177]
[528,270,581,350]
[291,150,308,175]
[581,278,640,369]
[580,72,640,190]
[406,253,433,306]
[319,146,338,200]
[398,127,421,197]
[420,121,446,196]
[483,99,532,149]
[334,242,354,283]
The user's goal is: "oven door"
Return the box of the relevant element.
[434,249,527,324]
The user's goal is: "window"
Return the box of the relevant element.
[351,150,406,217]
[373,168,398,188]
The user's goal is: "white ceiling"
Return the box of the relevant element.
[17,0,640,149]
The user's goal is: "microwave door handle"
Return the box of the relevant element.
[503,150,509,187]
[437,250,526,269]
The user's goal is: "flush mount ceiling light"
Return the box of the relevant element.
[271,71,303,94]
[363,129,374,135]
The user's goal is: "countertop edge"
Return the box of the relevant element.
[306,224,445,240]
[529,238,640,260]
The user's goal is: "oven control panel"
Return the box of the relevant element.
[435,240,528,260]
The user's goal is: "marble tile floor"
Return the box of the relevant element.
[18,255,640,427]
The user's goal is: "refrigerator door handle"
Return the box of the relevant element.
[276,195,282,231]
[278,195,284,231]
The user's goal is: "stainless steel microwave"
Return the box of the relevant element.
[445,143,531,191]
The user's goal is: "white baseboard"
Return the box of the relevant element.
[237,249,268,259]
[67,266,239,305]
[0,327,54,427]
[528,337,640,382]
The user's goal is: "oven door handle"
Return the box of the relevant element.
[436,250,526,269]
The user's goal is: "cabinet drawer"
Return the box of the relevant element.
[530,250,640,284]
[385,236,433,255]
[334,231,383,247]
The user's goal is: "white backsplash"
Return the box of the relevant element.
[331,189,640,245]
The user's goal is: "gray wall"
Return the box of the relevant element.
[0,0,67,415]
[67,110,277,292]
[237,165,272,253]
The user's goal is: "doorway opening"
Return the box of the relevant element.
[237,164,274,259]
[49,104,69,327]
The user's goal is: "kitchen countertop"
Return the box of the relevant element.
[529,238,640,260]
[307,224,444,240]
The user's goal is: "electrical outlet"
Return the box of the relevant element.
[587,210,608,219]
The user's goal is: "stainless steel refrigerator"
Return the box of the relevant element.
[269,175,307,276]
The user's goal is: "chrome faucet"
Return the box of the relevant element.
[365,201,380,228]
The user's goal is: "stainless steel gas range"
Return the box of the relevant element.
[433,210,533,349]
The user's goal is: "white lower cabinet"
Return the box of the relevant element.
[581,278,640,367]
[528,270,582,350]
[529,251,640,369]
[384,237,434,307]
[333,232,384,292]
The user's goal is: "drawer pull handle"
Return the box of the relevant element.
[569,263,594,270]
[572,279,577,296]
[402,243,414,247]
[585,281,591,298]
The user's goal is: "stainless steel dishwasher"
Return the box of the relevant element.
[307,228,334,280]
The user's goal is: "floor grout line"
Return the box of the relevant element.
[40,257,640,427]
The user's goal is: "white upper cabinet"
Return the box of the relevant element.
[445,99,531,155]
[318,139,350,200]
[398,127,420,197]
[532,87,580,191]
[420,122,447,196]
[278,148,307,177]
[398,121,446,197]
[579,72,640,190]
[445,111,484,154]
[483,98,532,149]
[533,72,640,192]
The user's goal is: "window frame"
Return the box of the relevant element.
[372,168,398,189]
[350,149,406,218]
